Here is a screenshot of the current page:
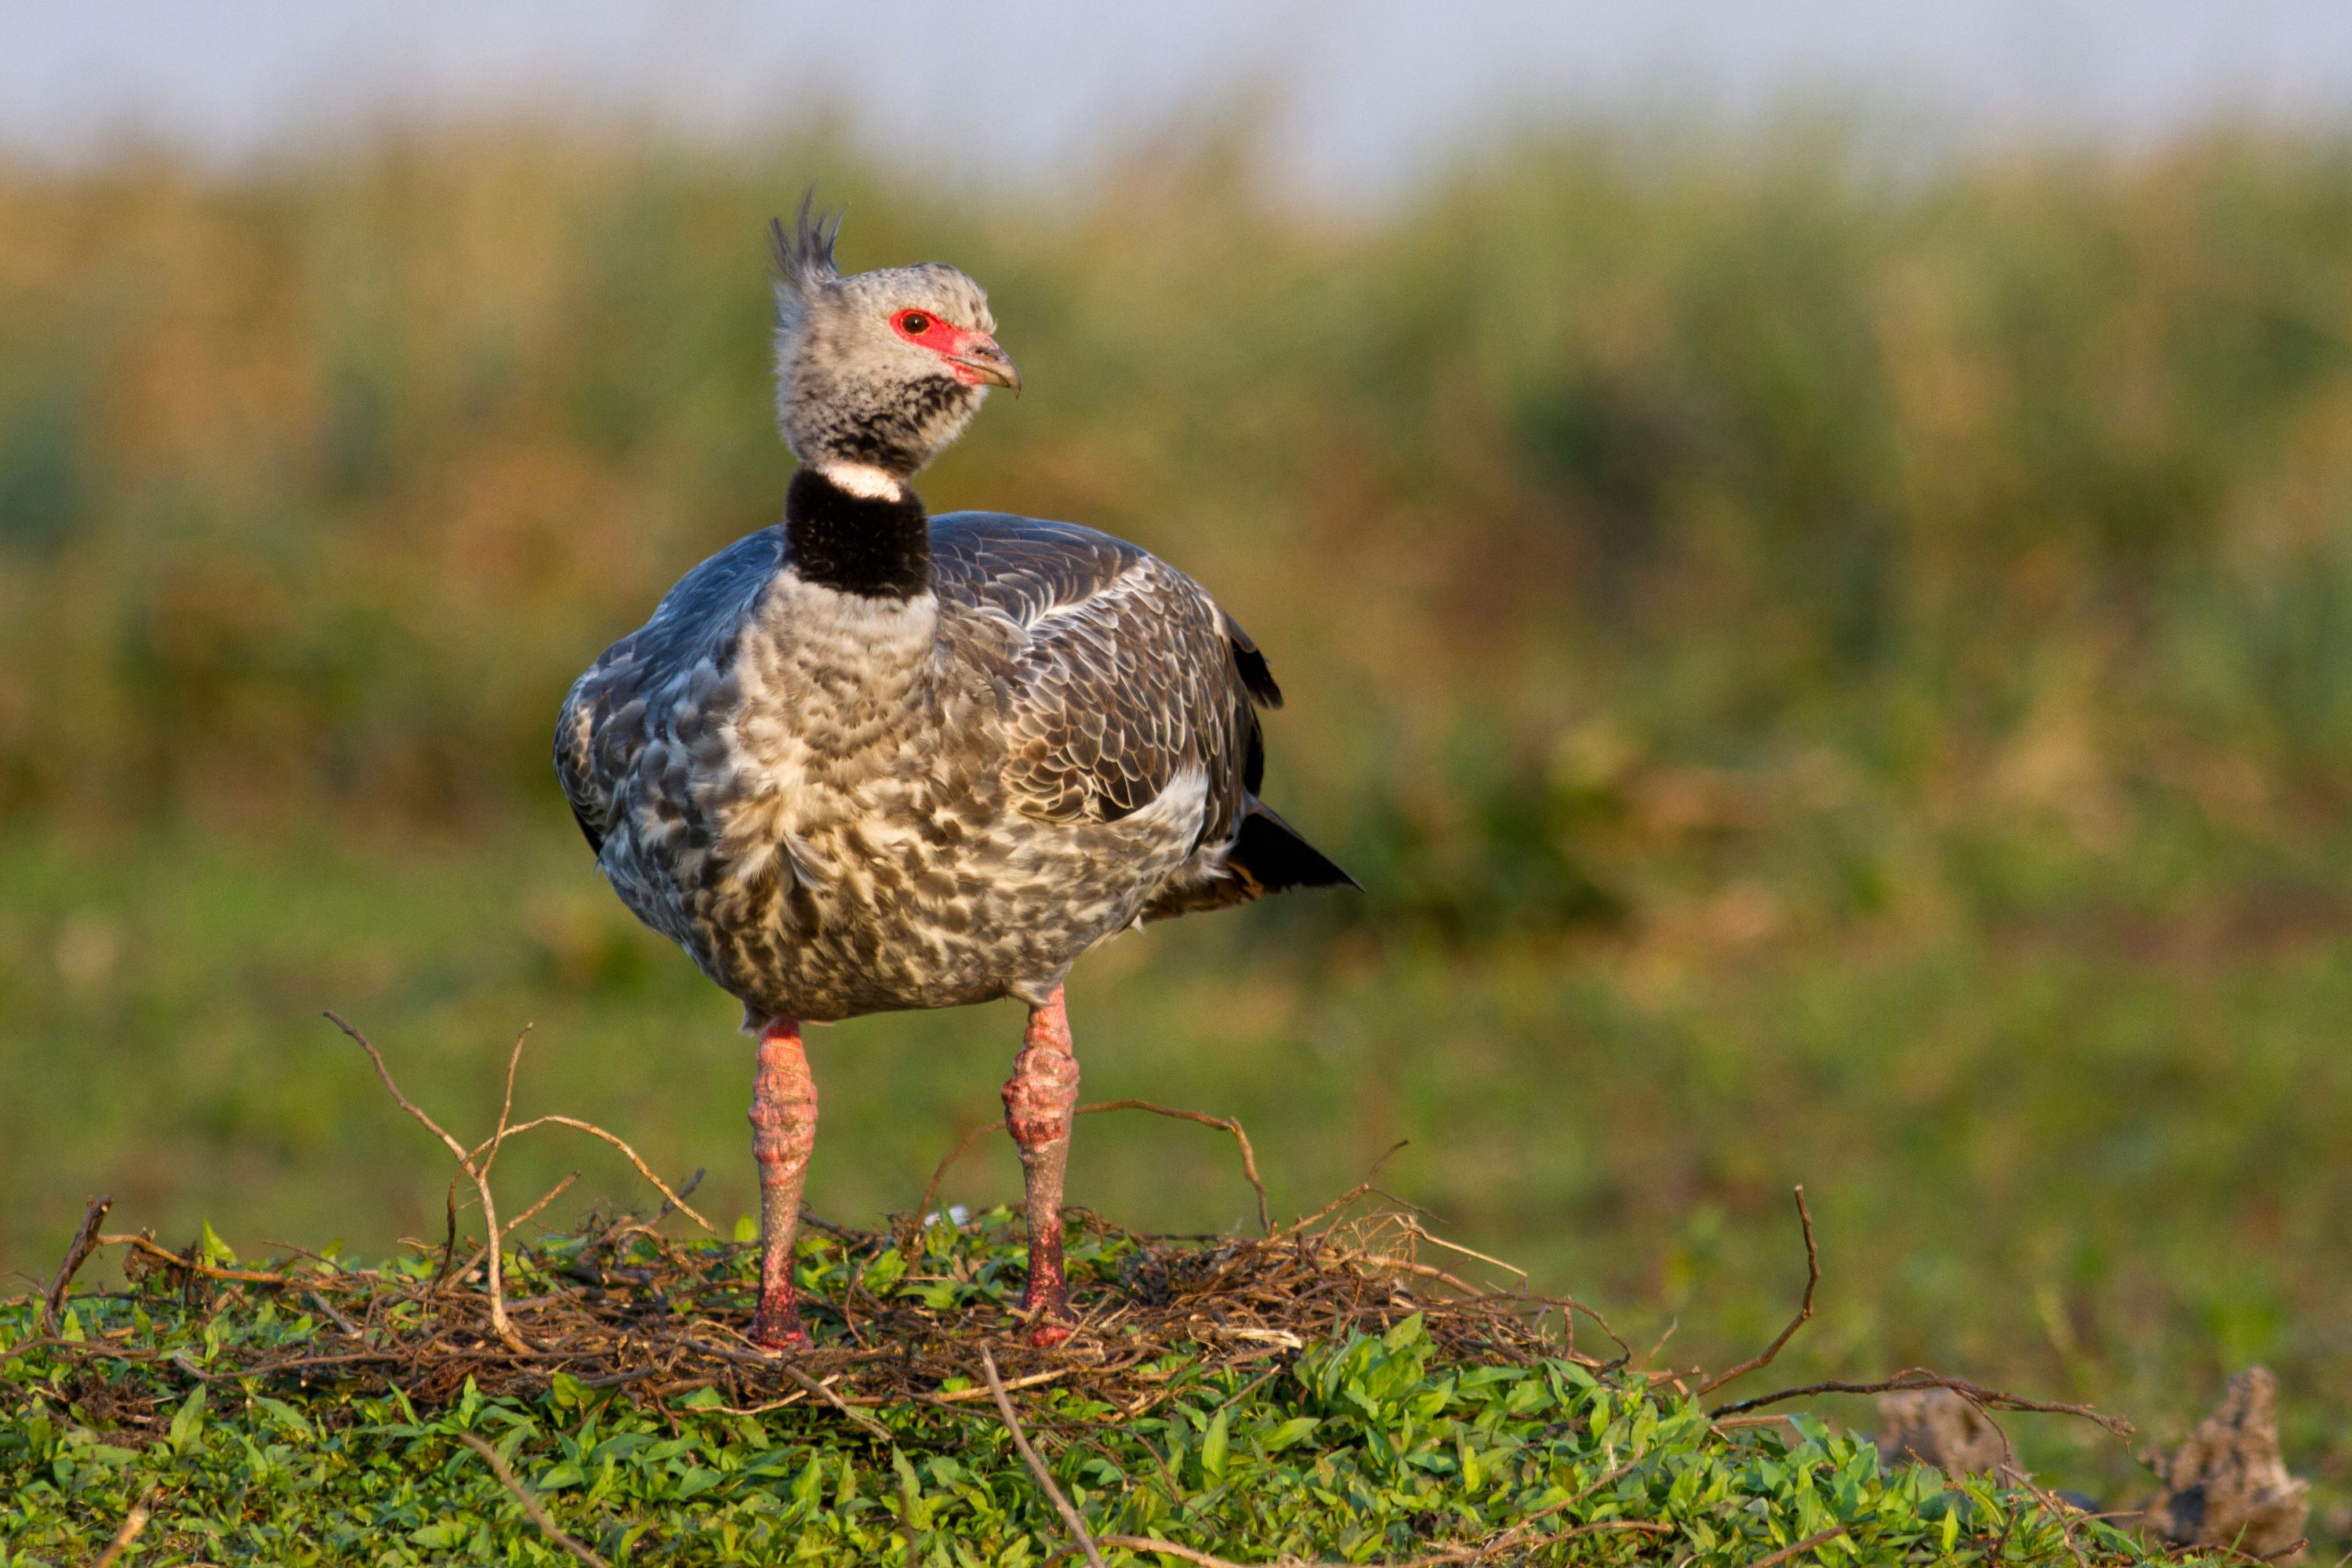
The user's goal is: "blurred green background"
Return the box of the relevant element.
[2,129,2349,1527]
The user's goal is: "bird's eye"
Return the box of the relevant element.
[900,311,932,336]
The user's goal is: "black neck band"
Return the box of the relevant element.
[783,468,930,599]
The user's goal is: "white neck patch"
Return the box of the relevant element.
[815,461,906,502]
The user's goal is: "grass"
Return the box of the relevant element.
[1,1215,2176,1566]
[4,823,2348,1548]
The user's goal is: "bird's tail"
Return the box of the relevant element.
[1140,799,1358,920]
[1225,799,1358,895]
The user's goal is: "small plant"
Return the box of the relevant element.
[0,1026,2188,1564]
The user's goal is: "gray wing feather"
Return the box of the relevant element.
[930,511,1267,846]
[555,527,784,851]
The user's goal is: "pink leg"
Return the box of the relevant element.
[747,1017,817,1349]
[1002,986,1081,1345]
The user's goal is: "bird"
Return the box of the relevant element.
[555,192,1354,1350]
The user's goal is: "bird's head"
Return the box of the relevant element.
[769,191,1018,495]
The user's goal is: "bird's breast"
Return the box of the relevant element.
[709,570,1007,904]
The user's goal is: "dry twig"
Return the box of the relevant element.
[502,1172,582,1241]
[90,1480,157,1568]
[321,1013,719,1354]
[1695,1185,1817,1398]
[1073,1101,1271,1235]
[99,1232,294,1286]
[42,1193,111,1330]
[783,1364,892,1440]
[482,1116,714,1234]
[325,1011,528,1352]
[1047,1538,1247,1568]
[1394,1519,1677,1566]
[915,1099,1271,1239]
[306,1290,363,1338]
[1049,1538,1247,1568]
[1275,1141,1410,1240]
[459,1432,612,1568]
[1747,1526,1848,1567]
[982,1345,1105,1568]
[481,1025,534,1187]
[1392,1216,1527,1287]
[1712,1368,2132,1439]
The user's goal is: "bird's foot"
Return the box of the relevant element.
[750,1290,809,1352]
[1018,1282,1075,1348]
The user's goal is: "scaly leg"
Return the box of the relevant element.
[747,1016,818,1349]
[1002,985,1082,1345]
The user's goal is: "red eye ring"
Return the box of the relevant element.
[898,310,933,336]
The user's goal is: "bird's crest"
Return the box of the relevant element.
[769,187,843,336]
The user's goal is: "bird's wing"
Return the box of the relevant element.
[555,527,784,852]
[929,511,1271,843]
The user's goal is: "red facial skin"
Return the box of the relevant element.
[891,309,1006,386]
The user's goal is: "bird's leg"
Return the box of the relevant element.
[1002,985,1080,1346]
[747,1015,818,1350]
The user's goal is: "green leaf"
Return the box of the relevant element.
[1200,1408,1229,1482]
[255,1396,312,1443]
[169,1382,210,1457]
[1382,1312,1426,1351]
[0,1212,2181,1566]
[198,1219,237,1265]
[791,1456,825,1512]
[733,1215,758,1243]
[894,1448,929,1530]
[1259,1417,1320,1453]
[535,1461,586,1491]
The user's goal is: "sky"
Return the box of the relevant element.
[6,1,2351,196]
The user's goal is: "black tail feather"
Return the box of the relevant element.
[1229,800,1359,895]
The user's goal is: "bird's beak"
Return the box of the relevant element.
[953,334,1022,396]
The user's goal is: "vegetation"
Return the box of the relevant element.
[3,1214,2169,1565]
[2,122,2350,1553]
